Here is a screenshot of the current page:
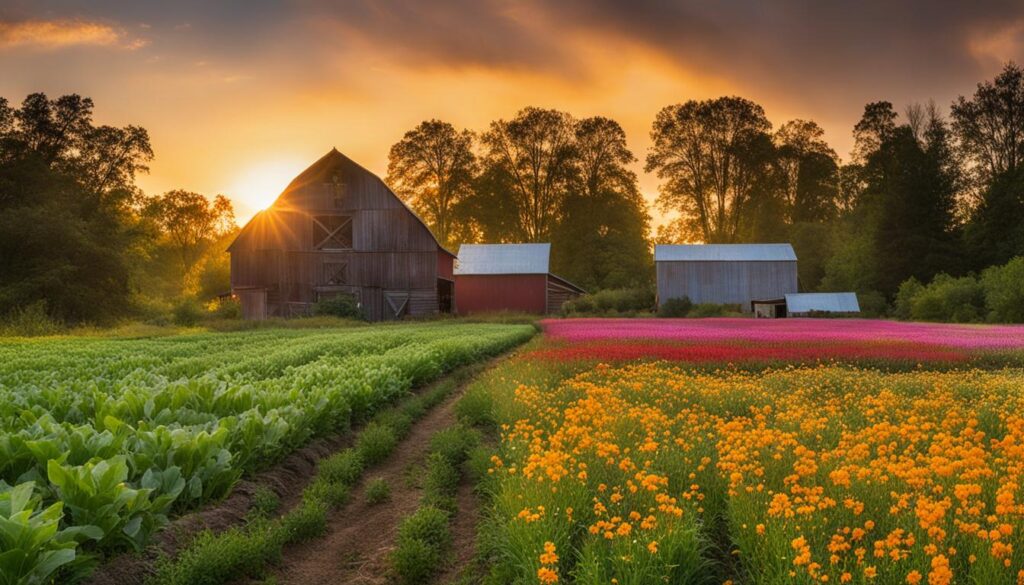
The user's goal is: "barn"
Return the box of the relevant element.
[228,149,456,321]
[453,243,585,315]
[655,244,798,312]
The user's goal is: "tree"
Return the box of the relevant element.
[774,119,840,223]
[479,107,576,241]
[963,166,1024,268]
[551,117,652,289]
[386,120,477,247]
[0,93,152,323]
[144,191,236,287]
[646,96,778,243]
[850,101,898,164]
[951,62,1024,189]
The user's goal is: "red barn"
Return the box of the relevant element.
[454,244,584,315]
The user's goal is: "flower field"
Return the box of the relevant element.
[468,319,1024,584]
[532,319,1024,366]
[0,322,534,582]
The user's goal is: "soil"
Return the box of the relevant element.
[267,383,472,584]
[435,475,482,584]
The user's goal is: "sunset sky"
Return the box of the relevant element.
[2,0,1023,224]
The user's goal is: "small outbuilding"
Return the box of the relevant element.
[784,292,860,317]
[454,243,585,315]
[655,244,798,312]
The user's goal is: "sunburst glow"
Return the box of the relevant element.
[227,159,307,215]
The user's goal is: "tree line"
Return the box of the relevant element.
[387,63,1024,314]
[0,94,236,325]
[2,62,1022,325]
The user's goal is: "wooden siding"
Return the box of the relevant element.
[229,150,444,321]
[546,276,583,314]
[455,274,548,315]
[656,260,798,311]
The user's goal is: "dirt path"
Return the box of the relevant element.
[436,476,482,584]
[269,386,466,585]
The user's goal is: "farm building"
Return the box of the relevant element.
[228,149,456,321]
[655,244,798,312]
[752,292,860,318]
[454,243,585,314]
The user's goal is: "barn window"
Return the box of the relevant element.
[323,262,348,285]
[313,215,353,250]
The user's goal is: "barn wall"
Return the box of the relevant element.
[455,274,548,315]
[546,276,583,314]
[656,260,798,310]
[229,151,442,321]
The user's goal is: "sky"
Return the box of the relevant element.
[2,0,1023,224]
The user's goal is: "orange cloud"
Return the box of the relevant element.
[0,19,147,51]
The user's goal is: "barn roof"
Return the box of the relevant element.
[455,243,551,275]
[785,292,860,313]
[655,243,797,262]
[228,148,456,257]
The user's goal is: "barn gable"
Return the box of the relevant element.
[453,243,584,315]
[229,149,454,321]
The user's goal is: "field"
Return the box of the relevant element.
[465,319,1024,585]
[0,322,534,583]
[4,317,1024,585]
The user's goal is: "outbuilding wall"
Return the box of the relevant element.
[657,260,798,310]
[455,274,548,314]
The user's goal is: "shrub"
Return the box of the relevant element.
[148,519,284,585]
[429,426,478,466]
[248,486,280,519]
[279,499,328,542]
[562,287,655,316]
[856,290,890,318]
[172,297,204,326]
[893,278,924,320]
[374,410,414,439]
[0,301,64,336]
[303,477,350,508]
[318,450,364,486]
[657,296,692,318]
[687,303,734,318]
[909,274,986,323]
[390,537,440,585]
[356,423,399,465]
[364,477,391,505]
[981,257,1024,323]
[455,386,495,427]
[207,297,241,319]
[396,506,451,551]
[423,453,460,499]
[313,295,365,320]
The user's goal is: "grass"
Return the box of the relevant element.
[364,478,391,505]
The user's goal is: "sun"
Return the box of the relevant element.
[227,158,306,214]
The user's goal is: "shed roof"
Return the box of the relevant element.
[655,243,797,262]
[455,243,550,275]
[785,292,860,313]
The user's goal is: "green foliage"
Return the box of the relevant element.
[390,536,441,585]
[248,486,280,520]
[207,297,241,320]
[897,274,986,322]
[429,427,479,467]
[147,519,286,585]
[364,477,391,505]
[172,298,204,327]
[980,257,1024,323]
[396,506,451,551]
[455,386,495,427]
[657,296,692,318]
[47,457,179,552]
[355,423,398,466]
[312,295,365,320]
[0,302,64,337]
[318,450,364,487]
[0,482,99,585]
[303,477,350,509]
[893,278,924,320]
[423,453,460,500]
[687,303,737,318]
[279,499,327,542]
[561,288,655,316]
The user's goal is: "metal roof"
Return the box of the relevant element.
[785,292,860,313]
[455,243,551,275]
[655,244,797,262]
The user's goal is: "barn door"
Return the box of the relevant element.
[384,291,410,320]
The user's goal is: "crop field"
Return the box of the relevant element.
[467,319,1024,585]
[0,322,534,582]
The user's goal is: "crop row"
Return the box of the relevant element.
[0,322,534,584]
